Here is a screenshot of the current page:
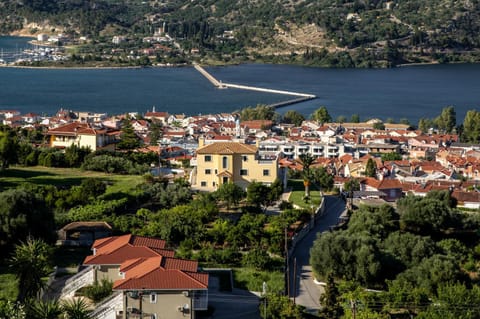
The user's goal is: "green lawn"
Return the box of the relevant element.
[0,269,18,301]
[0,166,144,194]
[287,179,322,209]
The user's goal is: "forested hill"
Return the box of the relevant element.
[2,0,480,67]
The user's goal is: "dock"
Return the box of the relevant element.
[193,63,316,107]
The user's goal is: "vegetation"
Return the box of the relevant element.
[3,0,480,67]
[310,190,480,317]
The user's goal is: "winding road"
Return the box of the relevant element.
[288,195,346,314]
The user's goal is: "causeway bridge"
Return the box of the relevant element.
[193,63,316,107]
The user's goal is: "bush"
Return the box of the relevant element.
[77,279,113,303]
[242,247,272,270]
[82,154,149,174]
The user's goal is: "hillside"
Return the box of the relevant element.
[1,0,480,67]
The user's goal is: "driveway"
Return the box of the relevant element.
[200,275,261,319]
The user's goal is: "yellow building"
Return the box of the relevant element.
[192,139,280,191]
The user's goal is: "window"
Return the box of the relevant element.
[242,155,248,162]
[150,293,157,304]
[201,181,207,187]
[240,169,248,176]
[222,156,228,169]
[222,177,229,184]
[263,169,270,176]
[205,169,211,175]
[205,155,212,162]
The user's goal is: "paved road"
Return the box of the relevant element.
[288,196,346,314]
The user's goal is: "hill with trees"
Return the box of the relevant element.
[2,0,480,67]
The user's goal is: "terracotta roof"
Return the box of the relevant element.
[47,122,107,136]
[163,258,198,272]
[84,235,171,265]
[60,221,112,231]
[196,142,257,155]
[113,256,208,290]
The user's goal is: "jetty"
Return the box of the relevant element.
[193,63,316,107]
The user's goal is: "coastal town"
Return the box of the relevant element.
[1,104,480,319]
[2,107,479,207]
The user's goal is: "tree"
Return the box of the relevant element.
[312,166,334,190]
[381,153,402,161]
[462,110,480,143]
[435,106,456,133]
[397,195,453,234]
[0,127,18,170]
[311,106,332,124]
[246,181,271,211]
[10,238,53,302]
[117,120,141,150]
[64,144,91,167]
[364,158,376,177]
[318,273,344,319]
[28,299,62,319]
[350,114,360,123]
[282,110,305,126]
[418,117,434,133]
[215,182,245,210]
[261,294,302,319]
[373,122,385,130]
[336,115,346,123]
[0,188,56,252]
[298,153,315,197]
[148,120,163,146]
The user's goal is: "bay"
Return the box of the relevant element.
[0,36,479,124]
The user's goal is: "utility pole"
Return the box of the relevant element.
[263,281,267,319]
[285,227,290,297]
[293,257,297,305]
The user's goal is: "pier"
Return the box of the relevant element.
[193,63,316,106]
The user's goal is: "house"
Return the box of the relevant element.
[57,221,112,247]
[61,234,208,319]
[361,177,403,202]
[191,139,281,191]
[47,122,117,151]
[114,256,209,319]
[145,111,169,124]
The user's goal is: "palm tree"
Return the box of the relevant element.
[29,299,62,319]
[299,153,315,198]
[9,237,52,302]
[61,298,90,319]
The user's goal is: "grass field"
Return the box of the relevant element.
[0,166,144,194]
[288,179,322,209]
[233,268,284,294]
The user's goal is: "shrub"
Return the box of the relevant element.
[77,279,113,303]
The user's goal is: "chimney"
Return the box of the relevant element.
[198,136,205,148]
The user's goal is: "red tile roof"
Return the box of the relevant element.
[84,235,171,265]
[113,256,208,290]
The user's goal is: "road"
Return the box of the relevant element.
[288,196,346,314]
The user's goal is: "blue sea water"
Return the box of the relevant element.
[1,36,479,124]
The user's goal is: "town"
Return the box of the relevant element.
[1,104,480,319]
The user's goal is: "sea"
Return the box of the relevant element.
[0,36,479,125]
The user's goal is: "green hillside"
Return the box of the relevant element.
[2,0,480,67]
